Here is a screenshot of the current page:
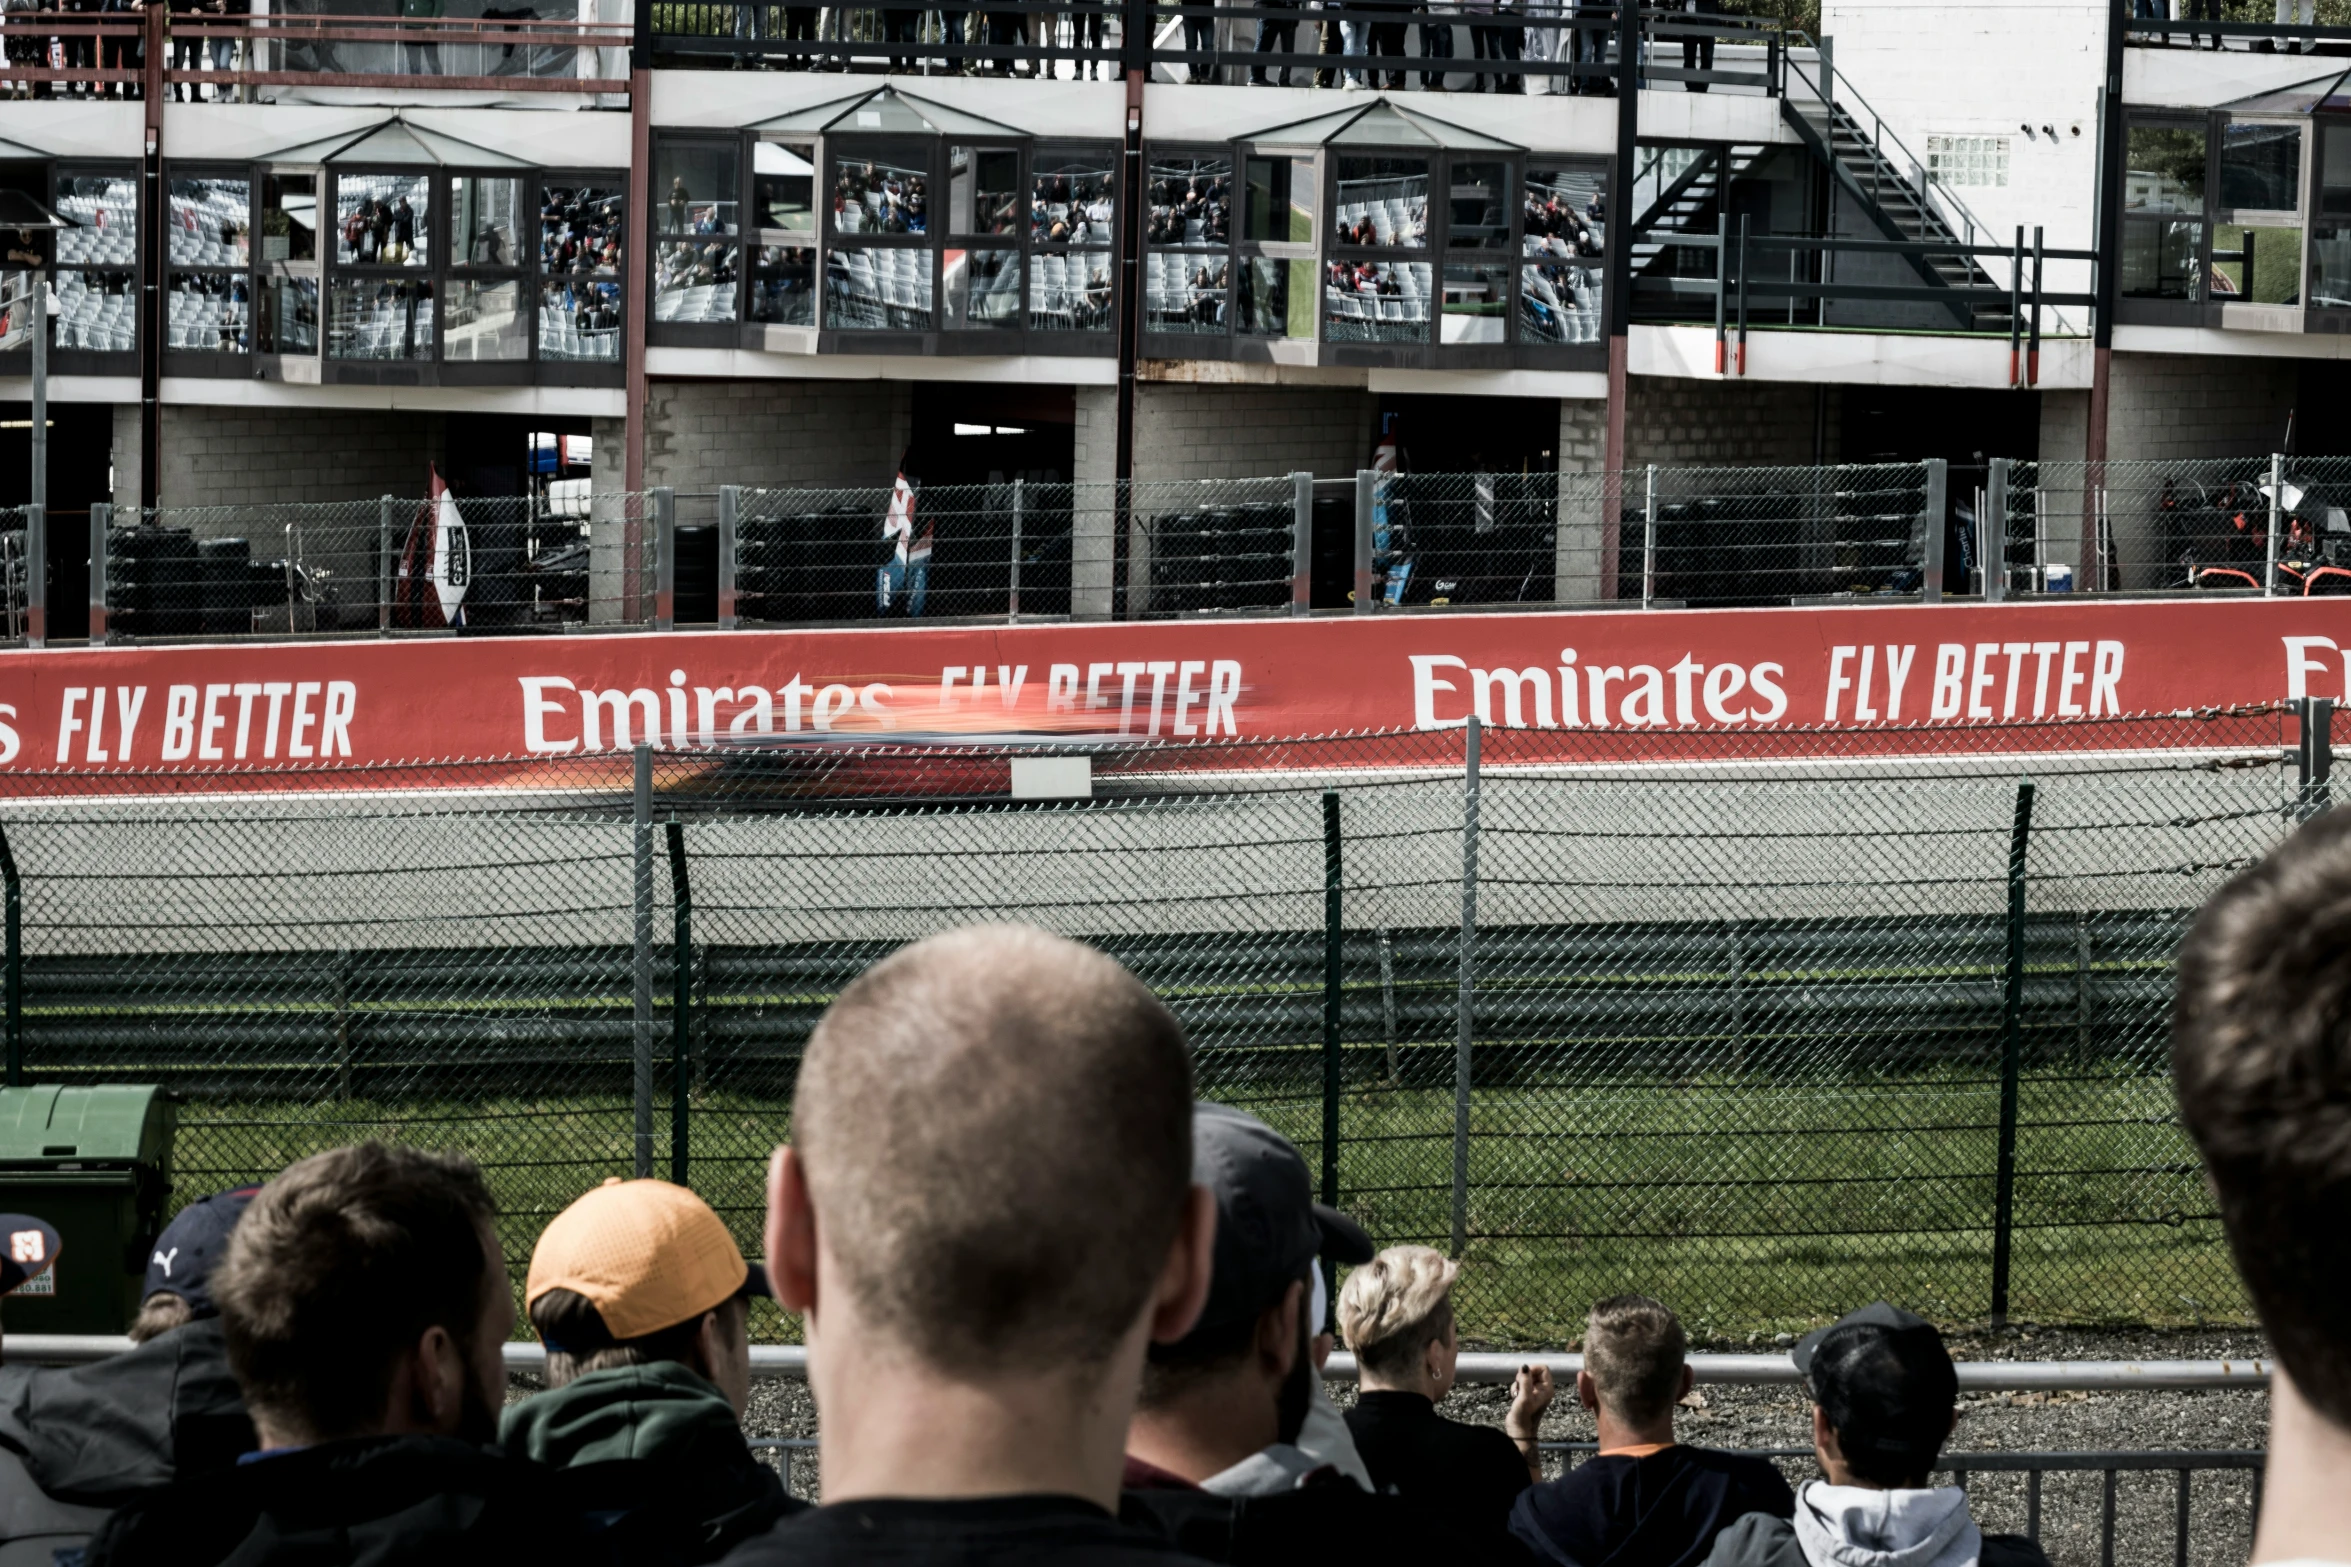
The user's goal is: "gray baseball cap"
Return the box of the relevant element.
[1186,1102,1374,1338]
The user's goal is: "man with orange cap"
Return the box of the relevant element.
[501,1177,797,1563]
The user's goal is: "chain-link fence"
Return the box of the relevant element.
[0,706,2312,1344]
[2001,456,2351,598]
[1608,462,1932,607]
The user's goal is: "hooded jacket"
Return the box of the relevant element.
[1703,1482,2052,1567]
[0,1319,255,1564]
[499,1360,795,1563]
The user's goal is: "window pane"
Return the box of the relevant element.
[1449,162,1508,250]
[657,139,740,237]
[1149,153,1232,247]
[1441,262,1506,343]
[749,246,817,326]
[1325,259,1429,342]
[1148,251,1229,333]
[1032,148,1114,244]
[1244,156,1314,244]
[445,277,529,361]
[2212,223,2300,304]
[833,152,929,236]
[2121,218,2201,300]
[949,147,1020,237]
[754,143,816,234]
[2221,122,2301,213]
[55,269,133,351]
[943,248,1021,329]
[54,174,135,266]
[1030,250,1112,330]
[653,239,739,323]
[261,173,316,264]
[2324,124,2351,220]
[258,275,319,354]
[1239,255,1315,337]
[1519,260,1599,343]
[336,173,430,267]
[1334,158,1429,249]
[450,177,523,269]
[542,183,623,274]
[170,177,249,268]
[328,278,434,359]
[827,245,933,329]
[167,272,250,352]
[1525,165,1606,259]
[2127,123,2206,213]
[542,279,621,360]
[2313,225,2351,308]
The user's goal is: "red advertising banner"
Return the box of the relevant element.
[1,598,2347,773]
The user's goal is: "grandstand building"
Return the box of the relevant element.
[0,0,2340,635]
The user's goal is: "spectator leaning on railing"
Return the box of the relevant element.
[1702,1303,2050,1567]
[2172,807,2351,1566]
[720,924,1220,1567]
[502,1177,797,1564]
[1510,1295,1792,1567]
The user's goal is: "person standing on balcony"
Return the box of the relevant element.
[1360,0,1406,88]
[167,0,199,101]
[399,0,440,77]
[1250,0,1300,86]
[210,0,243,101]
[1523,0,1559,93]
[2272,0,2313,54]
[97,0,140,100]
[1678,0,1715,90]
[1417,0,1452,90]
[5,0,45,99]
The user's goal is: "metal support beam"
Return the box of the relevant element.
[1923,458,1948,603]
[716,486,739,630]
[21,504,42,649]
[666,819,692,1186]
[1986,458,2010,603]
[1320,789,1343,1332]
[1991,777,2036,1328]
[652,486,676,631]
[1353,470,1375,613]
[1451,715,1481,1258]
[632,745,654,1180]
[1291,471,1313,616]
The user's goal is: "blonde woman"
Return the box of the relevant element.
[1339,1245,1554,1531]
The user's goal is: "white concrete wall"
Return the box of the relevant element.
[1820,0,2106,318]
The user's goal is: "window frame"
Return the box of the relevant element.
[161,163,257,376]
[1140,144,1238,357]
[648,132,747,350]
[47,160,141,375]
[536,171,627,379]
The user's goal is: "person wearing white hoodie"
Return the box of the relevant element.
[1700,1303,2049,1567]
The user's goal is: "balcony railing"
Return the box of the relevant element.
[650,0,1789,93]
[2122,5,2351,52]
[0,11,629,99]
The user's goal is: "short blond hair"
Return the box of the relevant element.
[1337,1245,1458,1377]
[1584,1295,1687,1424]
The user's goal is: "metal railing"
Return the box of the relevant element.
[650,0,1789,92]
[2123,2,2351,52]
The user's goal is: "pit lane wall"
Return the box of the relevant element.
[2,598,2347,772]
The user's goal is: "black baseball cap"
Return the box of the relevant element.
[1185,1103,1375,1338]
[1796,1302,1959,1471]
[0,1215,60,1296]
[143,1187,259,1317]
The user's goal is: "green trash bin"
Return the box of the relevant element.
[0,1087,176,1334]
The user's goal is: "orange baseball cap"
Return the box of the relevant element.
[526,1177,768,1344]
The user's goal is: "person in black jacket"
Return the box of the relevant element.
[87,1143,620,1567]
[1338,1245,1553,1536]
[1510,1296,1791,1567]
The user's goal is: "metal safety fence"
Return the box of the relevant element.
[0,704,2323,1346]
[15,451,2351,646]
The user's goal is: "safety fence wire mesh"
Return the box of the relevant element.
[1372,472,1561,609]
[0,506,30,639]
[1131,476,1298,617]
[1623,462,1931,607]
[2025,457,2276,597]
[0,706,2301,1344]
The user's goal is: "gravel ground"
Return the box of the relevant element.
[514,1327,2273,1567]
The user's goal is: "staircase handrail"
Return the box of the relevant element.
[1783,30,1996,255]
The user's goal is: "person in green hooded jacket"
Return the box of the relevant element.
[502,1178,798,1564]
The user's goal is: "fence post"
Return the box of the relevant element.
[1991,776,2035,1328]
[2267,452,2284,597]
[1451,715,1481,1259]
[87,503,109,645]
[1321,788,1343,1330]
[716,485,739,631]
[1985,458,2009,603]
[632,744,655,1180]
[1922,459,1948,603]
[378,495,395,634]
[1353,470,1375,614]
[2297,696,2335,819]
[21,502,42,649]
[1291,471,1313,616]
[1641,464,1658,610]
[666,819,692,1187]
[0,823,17,1087]
[653,486,677,632]
[1009,477,1024,621]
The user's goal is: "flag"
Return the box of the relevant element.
[395,466,470,628]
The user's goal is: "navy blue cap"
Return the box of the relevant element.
[0,1215,60,1296]
[1183,1103,1374,1339]
[143,1187,258,1317]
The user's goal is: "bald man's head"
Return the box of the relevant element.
[793,925,1196,1374]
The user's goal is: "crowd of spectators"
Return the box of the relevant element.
[834,160,927,236]
[2,825,2350,1566]
[1147,173,1230,248]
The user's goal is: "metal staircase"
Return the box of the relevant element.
[1626,144,1770,290]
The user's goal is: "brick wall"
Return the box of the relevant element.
[1557,397,1606,601]
[2104,353,2297,465]
[1131,383,1376,484]
[641,379,912,491]
[1072,386,1116,615]
[1624,377,1826,468]
[156,406,445,509]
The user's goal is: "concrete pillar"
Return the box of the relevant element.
[1555,397,1606,603]
[1071,385,1117,618]
[111,404,142,514]
[589,413,631,626]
